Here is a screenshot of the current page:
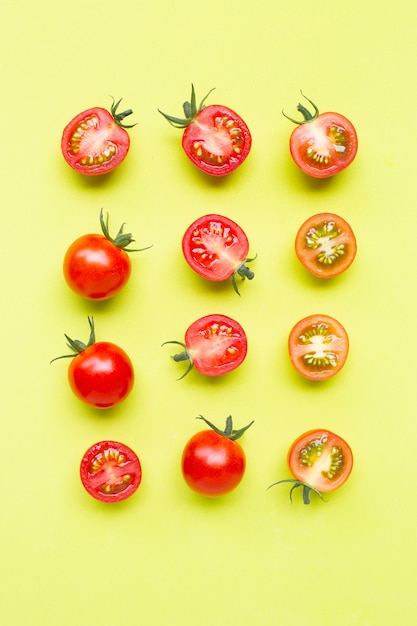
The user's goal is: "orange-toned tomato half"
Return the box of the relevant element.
[288,314,349,381]
[295,212,357,278]
[269,429,354,504]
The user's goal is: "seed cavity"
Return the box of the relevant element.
[299,323,338,369]
[305,220,346,266]
[299,437,344,480]
[69,114,117,167]
[192,114,244,167]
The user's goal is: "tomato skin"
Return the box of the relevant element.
[80,440,142,503]
[63,234,131,300]
[182,430,246,497]
[288,314,349,381]
[182,214,255,294]
[182,105,252,176]
[295,213,357,278]
[61,103,132,176]
[68,342,134,408]
[287,429,354,493]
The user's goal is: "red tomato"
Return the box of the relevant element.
[163,314,248,379]
[284,93,358,178]
[295,212,357,278]
[80,440,142,503]
[269,429,353,504]
[52,317,134,408]
[63,209,150,300]
[181,415,254,497]
[159,85,251,176]
[182,214,255,295]
[288,314,349,381]
[61,98,135,176]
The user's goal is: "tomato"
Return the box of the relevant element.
[284,93,358,178]
[52,317,134,408]
[269,429,354,504]
[288,314,349,381]
[159,85,252,176]
[61,98,135,176]
[63,209,151,300]
[163,314,248,379]
[80,440,142,503]
[182,214,255,295]
[295,212,357,278]
[181,415,254,497]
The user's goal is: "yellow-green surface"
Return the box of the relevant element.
[1,2,416,625]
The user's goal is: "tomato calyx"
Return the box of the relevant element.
[282,91,319,125]
[161,340,193,379]
[110,97,137,129]
[99,208,152,252]
[158,83,215,128]
[232,256,256,296]
[51,316,96,362]
[268,479,326,505]
[197,414,254,441]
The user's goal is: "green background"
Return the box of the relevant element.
[1,2,416,624]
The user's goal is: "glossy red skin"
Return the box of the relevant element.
[288,314,349,381]
[295,212,357,278]
[63,233,131,300]
[287,429,353,493]
[80,440,142,503]
[61,107,130,176]
[68,342,134,408]
[182,430,246,496]
[182,104,251,176]
[185,314,247,376]
[182,214,249,281]
[289,112,358,178]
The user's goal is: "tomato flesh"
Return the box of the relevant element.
[183,105,251,176]
[182,214,251,283]
[61,107,130,176]
[80,441,142,503]
[288,429,353,493]
[288,314,349,380]
[68,342,134,408]
[185,314,248,376]
[290,112,358,178]
[295,213,357,278]
[182,430,246,496]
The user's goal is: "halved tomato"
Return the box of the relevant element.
[163,314,248,379]
[295,212,357,278]
[269,429,354,504]
[159,85,252,176]
[182,214,255,295]
[61,98,135,176]
[284,93,358,178]
[80,440,142,503]
[288,314,349,381]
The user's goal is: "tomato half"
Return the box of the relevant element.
[181,415,253,497]
[182,214,255,295]
[269,429,353,504]
[61,98,135,176]
[288,314,349,381]
[159,85,251,176]
[295,212,357,278]
[163,314,248,379]
[63,209,150,300]
[284,93,358,178]
[52,317,134,408]
[80,440,142,503]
